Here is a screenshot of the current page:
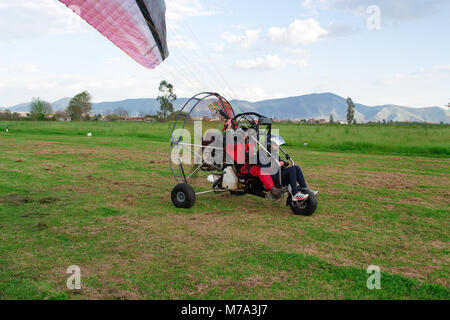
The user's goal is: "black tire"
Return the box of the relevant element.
[171,183,196,208]
[288,189,317,216]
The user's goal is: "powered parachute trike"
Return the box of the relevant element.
[169,93,318,216]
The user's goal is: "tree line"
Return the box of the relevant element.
[0,81,178,122]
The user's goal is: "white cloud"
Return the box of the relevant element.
[166,0,217,22]
[325,22,355,37]
[236,86,287,102]
[302,0,450,21]
[369,65,450,107]
[303,0,331,10]
[234,54,308,71]
[0,0,218,41]
[268,19,328,46]
[377,65,450,85]
[0,64,39,73]
[169,35,198,50]
[0,0,90,41]
[221,29,261,50]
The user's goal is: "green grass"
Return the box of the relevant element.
[0,121,449,299]
[1,121,449,156]
[275,123,450,157]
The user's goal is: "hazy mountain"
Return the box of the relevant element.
[5,93,448,123]
[231,93,448,123]
[6,102,32,113]
[52,98,72,111]
[91,98,190,115]
[5,97,71,113]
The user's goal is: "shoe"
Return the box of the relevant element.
[292,192,309,202]
[270,186,282,198]
[301,188,319,198]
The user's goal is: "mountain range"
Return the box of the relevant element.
[4,93,449,123]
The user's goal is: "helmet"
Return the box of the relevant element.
[271,135,286,146]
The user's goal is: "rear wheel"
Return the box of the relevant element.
[288,189,317,216]
[171,183,196,208]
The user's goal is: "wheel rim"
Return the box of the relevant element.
[292,199,307,209]
[176,191,186,203]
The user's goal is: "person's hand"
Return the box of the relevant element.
[279,161,285,167]
[224,119,231,130]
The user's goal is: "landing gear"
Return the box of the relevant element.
[171,183,196,208]
[287,189,318,216]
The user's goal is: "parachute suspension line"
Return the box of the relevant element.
[181,22,236,97]
[180,20,247,115]
[159,30,225,100]
[166,22,222,94]
[166,20,237,103]
[164,56,203,93]
[160,23,212,92]
[159,62,202,94]
[166,52,206,93]
[160,54,203,93]
[162,47,204,91]
[165,29,208,90]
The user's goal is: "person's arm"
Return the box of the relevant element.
[223,119,231,131]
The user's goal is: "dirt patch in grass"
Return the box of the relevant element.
[0,194,34,205]
[33,222,48,231]
[21,211,48,218]
[39,197,60,204]
[193,273,289,296]
[311,166,448,190]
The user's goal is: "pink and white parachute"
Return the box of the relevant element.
[59,0,169,69]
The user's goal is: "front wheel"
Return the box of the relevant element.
[287,189,317,216]
[171,183,196,208]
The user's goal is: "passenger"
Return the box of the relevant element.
[223,119,282,198]
[271,136,318,201]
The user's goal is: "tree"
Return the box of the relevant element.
[114,107,129,119]
[329,113,334,124]
[66,91,92,121]
[346,97,355,124]
[157,80,176,121]
[30,97,53,120]
[54,110,69,121]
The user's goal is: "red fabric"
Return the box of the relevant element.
[249,165,274,190]
[226,137,275,191]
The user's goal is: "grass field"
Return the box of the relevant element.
[0,121,449,299]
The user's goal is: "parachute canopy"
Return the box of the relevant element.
[59,0,169,69]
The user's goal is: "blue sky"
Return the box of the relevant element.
[0,0,449,108]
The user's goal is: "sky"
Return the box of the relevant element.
[0,0,449,108]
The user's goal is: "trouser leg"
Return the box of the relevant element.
[294,166,308,190]
[281,167,299,194]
